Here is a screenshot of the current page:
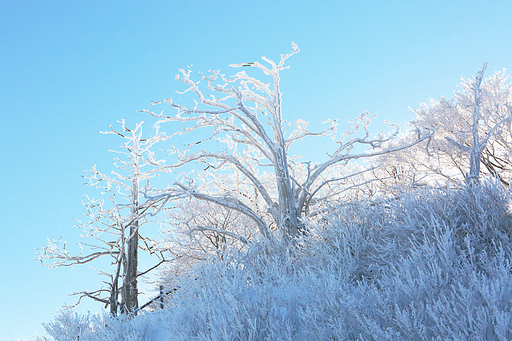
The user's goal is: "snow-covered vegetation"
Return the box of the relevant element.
[41,180,512,340]
[35,45,512,340]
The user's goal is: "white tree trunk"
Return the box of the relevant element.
[122,163,140,313]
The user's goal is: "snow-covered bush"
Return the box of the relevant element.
[44,179,512,340]
[303,179,512,340]
[43,308,154,341]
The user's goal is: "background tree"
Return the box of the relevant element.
[142,43,433,245]
[38,121,170,315]
[379,64,512,187]
[444,63,512,183]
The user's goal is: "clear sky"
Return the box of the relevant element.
[2,0,512,339]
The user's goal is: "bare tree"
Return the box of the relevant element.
[445,63,512,183]
[142,43,433,244]
[38,121,170,315]
[381,64,512,186]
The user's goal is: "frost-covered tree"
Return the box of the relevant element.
[142,43,433,245]
[445,63,512,183]
[381,64,512,186]
[38,121,170,315]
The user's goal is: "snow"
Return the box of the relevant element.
[144,316,171,341]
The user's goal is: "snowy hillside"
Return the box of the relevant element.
[37,180,512,341]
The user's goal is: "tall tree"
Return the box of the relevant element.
[142,43,433,244]
[38,121,170,315]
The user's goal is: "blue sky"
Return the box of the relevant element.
[2,0,512,339]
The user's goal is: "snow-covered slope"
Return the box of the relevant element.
[42,181,512,341]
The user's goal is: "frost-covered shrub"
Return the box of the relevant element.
[151,242,313,340]
[43,308,94,341]
[43,308,153,341]
[43,179,512,340]
[304,179,512,340]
